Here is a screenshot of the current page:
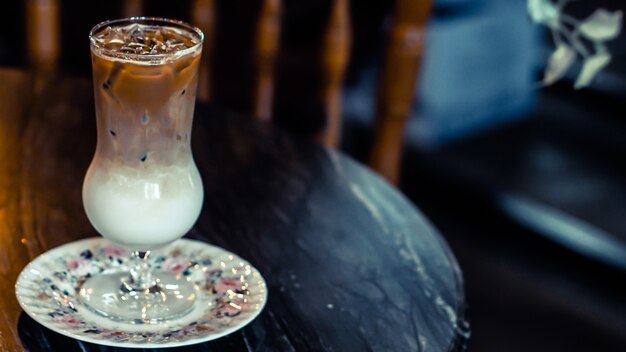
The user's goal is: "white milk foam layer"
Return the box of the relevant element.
[83,163,203,249]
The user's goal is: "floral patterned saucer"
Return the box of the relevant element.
[15,237,267,348]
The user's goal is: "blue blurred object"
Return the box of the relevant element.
[412,0,540,146]
[344,0,541,148]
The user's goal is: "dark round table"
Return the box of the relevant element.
[0,69,468,351]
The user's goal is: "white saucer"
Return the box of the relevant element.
[15,237,267,348]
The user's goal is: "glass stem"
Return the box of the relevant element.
[128,250,157,290]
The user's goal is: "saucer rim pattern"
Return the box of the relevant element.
[15,237,268,348]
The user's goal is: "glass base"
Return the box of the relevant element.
[78,271,197,324]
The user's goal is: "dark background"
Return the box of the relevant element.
[2,0,626,351]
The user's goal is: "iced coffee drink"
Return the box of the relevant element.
[83,18,204,250]
[79,18,206,324]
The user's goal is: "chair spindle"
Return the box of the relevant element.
[253,0,282,121]
[191,0,216,103]
[369,0,432,185]
[121,0,143,18]
[319,0,351,148]
[26,0,61,74]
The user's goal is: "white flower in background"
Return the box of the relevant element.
[528,0,561,28]
[543,43,576,85]
[579,9,623,41]
[528,0,623,89]
[575,51,611,89]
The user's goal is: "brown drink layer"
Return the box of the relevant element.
[89,20,203,166]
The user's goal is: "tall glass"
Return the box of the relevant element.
[80,17,204,323]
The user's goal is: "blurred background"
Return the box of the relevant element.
[2,0,626,351]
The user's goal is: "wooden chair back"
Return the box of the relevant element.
[25,0,433,185]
